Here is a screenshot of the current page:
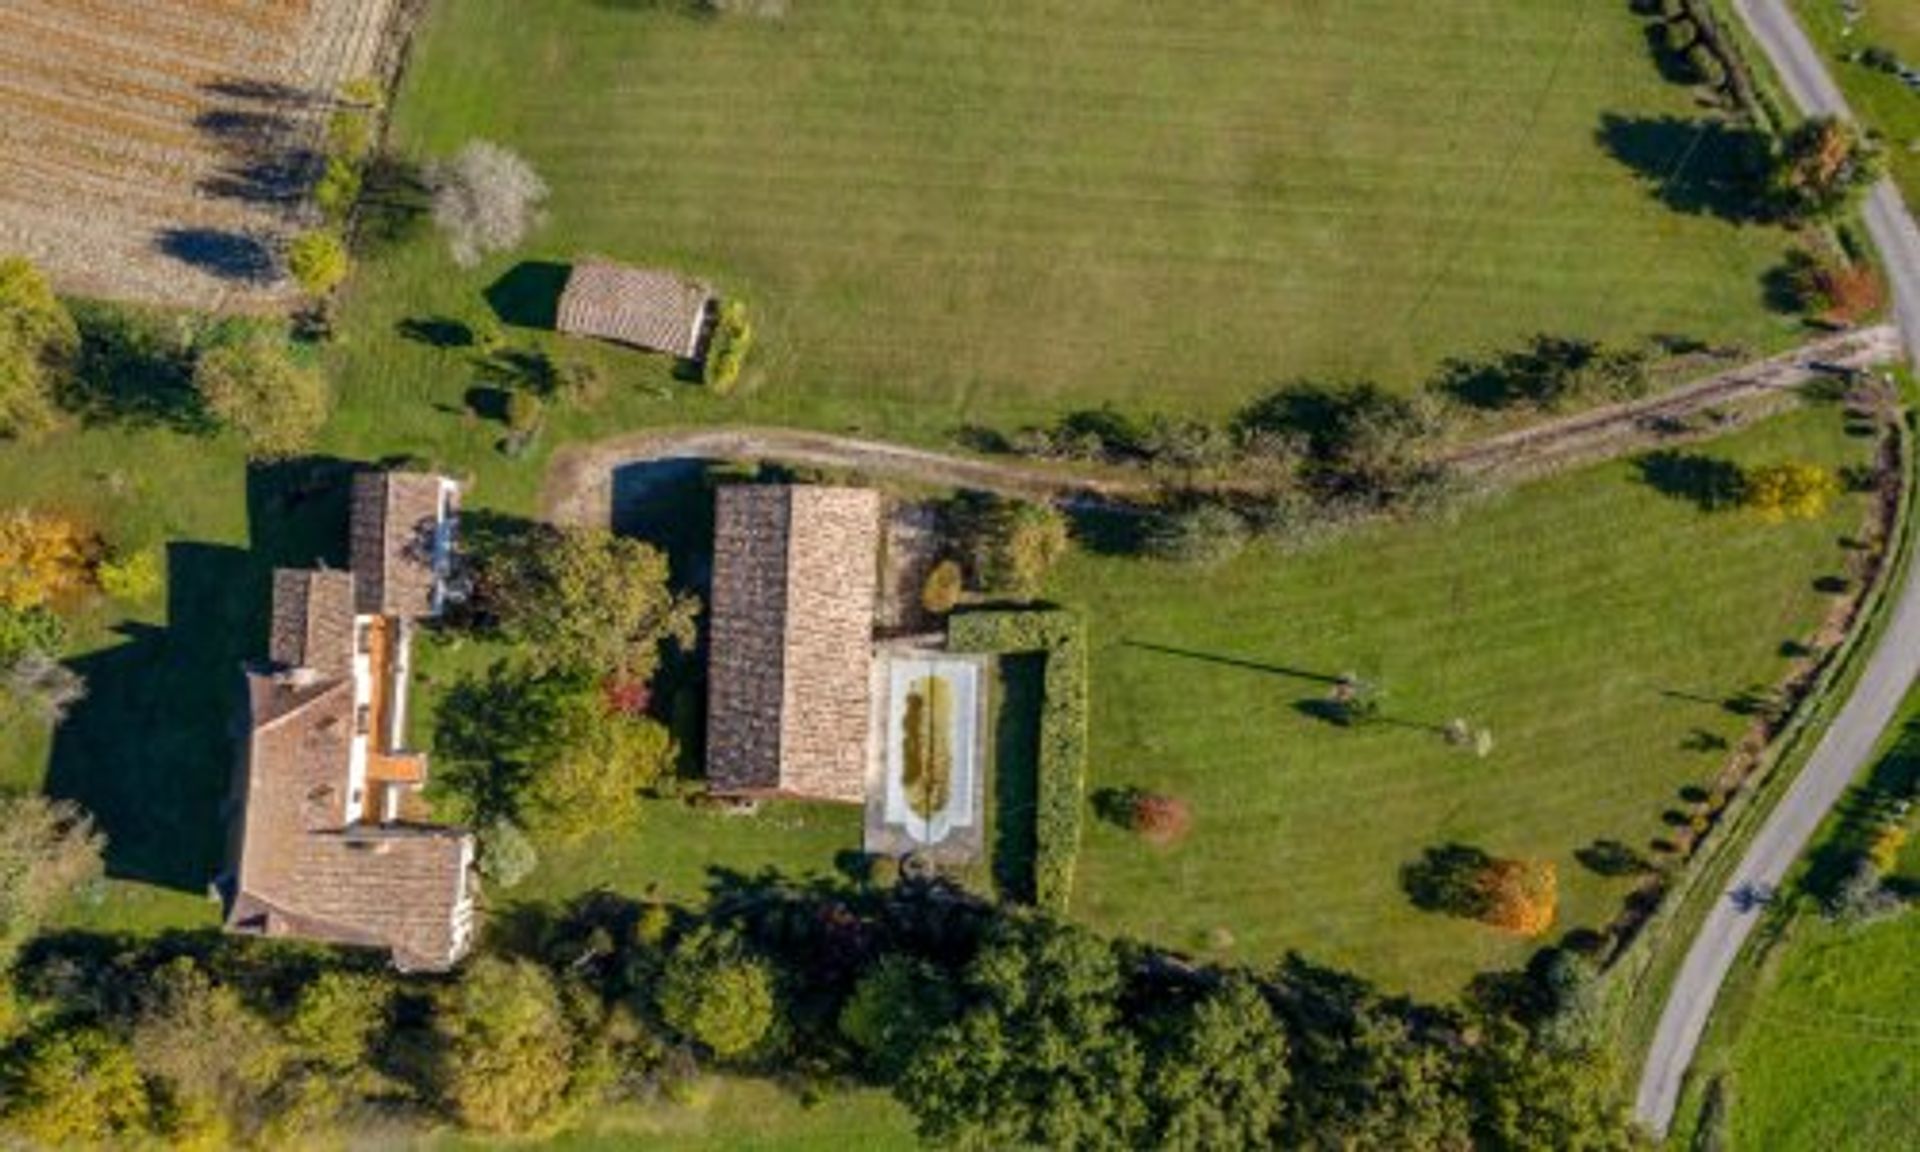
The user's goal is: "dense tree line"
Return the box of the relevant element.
[0,876,1635,1148]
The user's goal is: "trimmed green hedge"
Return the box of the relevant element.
[947,608,1088,913]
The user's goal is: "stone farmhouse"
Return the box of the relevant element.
[222,471,475,972]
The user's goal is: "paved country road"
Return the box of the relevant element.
[1634,1,1920,1137]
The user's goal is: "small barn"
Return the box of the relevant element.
[706,485,881,804]
[554,260,714,359]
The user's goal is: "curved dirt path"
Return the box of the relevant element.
[1635,2,1920,1138]
[543,326,1899,526]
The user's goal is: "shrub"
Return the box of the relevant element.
[313,156,362,224]
[429,141,549,267]
[0,255,78,440]
[95,546,162,603]
[948,610,1087,911]
[1663,18,1696,54]
[656,927,777,1058]
[1742,462,1840,522]
[193,335,329,460]
[0,605,63,664]
[1140,503,1249,567]
[3,1026,150,1145]
[702,300,753,395]
[287,230,350,296]
[504,388,544,435]
[1866,822,1909,874]
[3,652,87,724]
[1126,791,1192,846]
[1686,43,1727,89]
[1769,117,1884,222]
[839,955,957,1080]
[480,818,539,888]
[948,494,1069,600]
[920,559,964,615]
[0,509,95,611]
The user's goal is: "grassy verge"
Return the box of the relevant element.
[1610,371,1916,1091]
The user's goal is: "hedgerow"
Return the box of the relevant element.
[947,609,1087,912]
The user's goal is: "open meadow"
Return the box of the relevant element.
[327,0,1805,441]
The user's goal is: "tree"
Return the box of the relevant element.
[3,1026,150,1145]
[286,970,393,1073]
[947,494,1069,600]
[96,545,162,603]
[286,230,351,296]
[477,525,699,680]
[1140,504,1249,567]
[436,663,676,836]
[655,926,777,1059]
[1780,247,1887,323]
[1142,977,1289,1151]
[1476,858,1558,937]
[433,956,577,1134]
[1742,461,1840,523]
[896,920,1147,1149]
[0,255,77,440]
[131,958,287,1131]
[702,299,754,394]
[1769,117,1884,221]
[2,651,87,724]
[1465,1015,1633,1151]
[0,508,94,611]
[429,141,549,267]
[0,794,104,961]
[193,335,330,460]
[525,705,676,841]
[839,954,959,1080]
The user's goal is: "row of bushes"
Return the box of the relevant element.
[946,609,1088,913]
[1634,0,1760,115]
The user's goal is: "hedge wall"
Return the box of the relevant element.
[947,608,1088,913]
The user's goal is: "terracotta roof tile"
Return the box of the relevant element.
[349,471,456,619]
[555,261,713,358]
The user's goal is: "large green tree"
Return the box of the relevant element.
[896,921,1147,1149]
[1142,977,1291,1151]
[3,1026,150,1146]
[478,525,699,681]
[432,956,578,1135]
[655,926,777,1059]
[131,958,287,1139]
[192,334,330,459]
[0,794,104,963]
[0,255,77,440]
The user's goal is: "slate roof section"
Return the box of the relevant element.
[349,471,454,620]
[268,569,356,678]
[706,485,879,804]
[555,261,713,359]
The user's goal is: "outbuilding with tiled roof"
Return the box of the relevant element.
[554,260,714,359]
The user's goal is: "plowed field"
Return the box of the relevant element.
[0,0,400,309]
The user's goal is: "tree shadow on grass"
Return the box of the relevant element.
[1594,113,1773,224]
[1636,450,1746,511]
[486,261,571,330]
[1401,843,1493,918]
[45,458,354,893]
[58,302,211,433]
[396,316,474,349]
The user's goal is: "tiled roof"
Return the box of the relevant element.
[349,471,454,619]
[706,485,879,804]
[555,261,713,358]
[268,569,356,678]
[229,669,475,972]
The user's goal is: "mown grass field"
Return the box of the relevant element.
[327,0,1803,443]
[1795,0,1920,205]
[1057,404,1877,997]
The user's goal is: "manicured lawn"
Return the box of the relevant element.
[1057,404,1877,998]
[1795,0,1920,204]
[330,0,1801,443]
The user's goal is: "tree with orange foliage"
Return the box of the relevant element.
[1781,247,1887,324]
[1474,858,1557,937]
[0,510,95,612]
